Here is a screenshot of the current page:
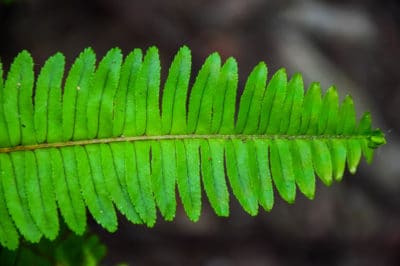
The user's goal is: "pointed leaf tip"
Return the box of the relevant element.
[368,129,386,149]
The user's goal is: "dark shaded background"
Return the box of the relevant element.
[1,0,400,265]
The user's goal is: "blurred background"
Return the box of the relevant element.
[1,0,399,265]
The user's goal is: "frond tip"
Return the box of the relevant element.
[0,46,385,250]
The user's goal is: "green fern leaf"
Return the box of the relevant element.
[252,139,274,211]
[225,139,258,215]
[176,139,202,222]
[34,53,65,143]
[55,147,87,235]
[0,46,386,250]
[162,46,191,134]
[63,48,96,141]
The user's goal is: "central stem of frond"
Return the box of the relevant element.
[0,134,369,153]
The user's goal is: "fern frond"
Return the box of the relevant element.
[0,46,385,250]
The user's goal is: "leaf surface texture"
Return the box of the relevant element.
[0,46,386,249]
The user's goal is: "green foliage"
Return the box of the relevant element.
[0,229,106,266]
[0,0,14,6]
[0,46,385,250]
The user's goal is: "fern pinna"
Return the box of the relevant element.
[0,46,385,250]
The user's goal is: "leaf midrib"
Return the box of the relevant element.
[0,133,371,153]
